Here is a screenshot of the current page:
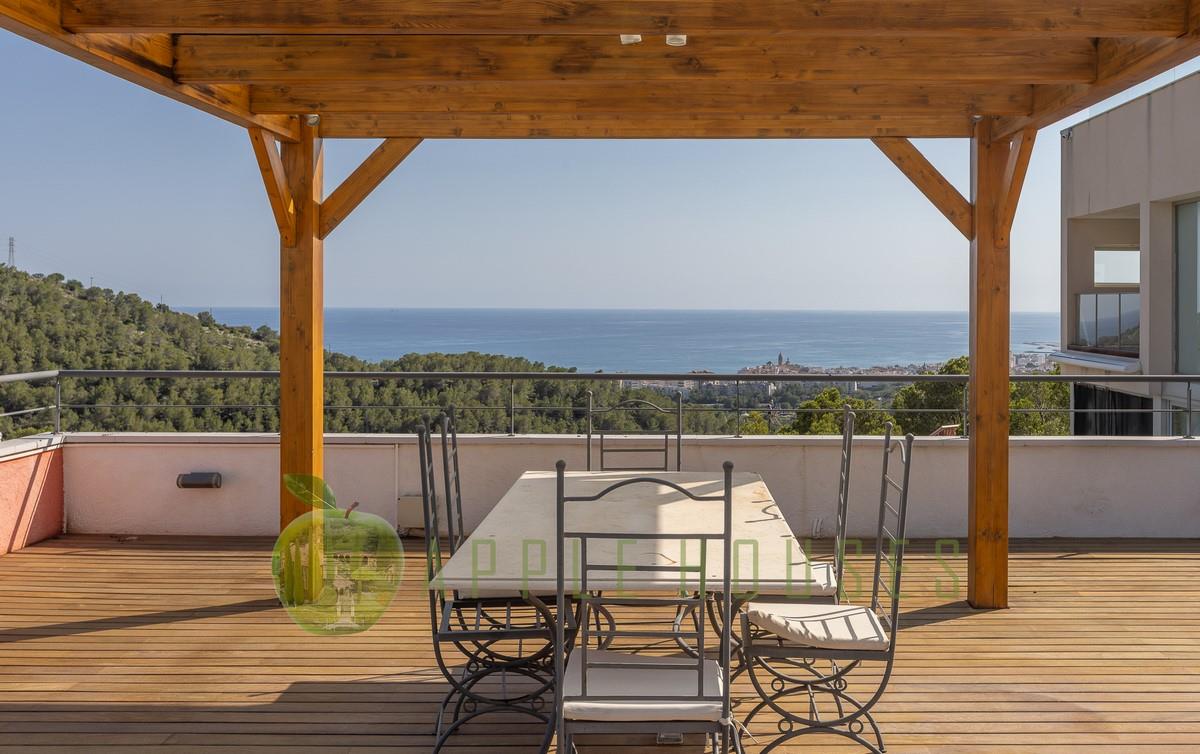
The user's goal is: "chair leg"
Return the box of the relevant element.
[537,716,556,754]
[756,721,884,754]
[743,652,891,753]
[432,684,455,736]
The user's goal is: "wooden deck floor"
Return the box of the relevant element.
[0,535,1198,752]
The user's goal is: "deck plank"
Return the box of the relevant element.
[0,535,1198,751]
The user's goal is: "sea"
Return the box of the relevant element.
[191,308,1060,374]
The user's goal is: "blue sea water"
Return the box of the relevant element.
[192,308,1060,373]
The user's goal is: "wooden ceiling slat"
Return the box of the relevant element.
[175,34,1098,85]
[993,33,1200,138]
[5,2,1197,141]
[63,0,1190,37]
[0,0,298,141]
[315,113,974,139]
[251,82,1035,117]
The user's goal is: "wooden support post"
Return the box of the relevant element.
[249,128,296,246]
[278,117,325,598]
[872,137,974,240]
[320,137,422,240]
[968,120,1033,610]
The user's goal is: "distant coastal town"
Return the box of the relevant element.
[619,351,1056,396]
[738,351,1055,377]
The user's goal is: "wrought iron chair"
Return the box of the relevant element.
[753,403,856,610]
[738,424,914,754]
[418,420,565,753]
[831,405,856,602]
[697,405,856,672]
[552,460,742,753]
[586,391,684,471]
[438,406,468,558]
[582,392,686,647]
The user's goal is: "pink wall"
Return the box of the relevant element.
[0,446,64,554]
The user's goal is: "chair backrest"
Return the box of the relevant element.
[585,391,684,472]
[554,461,734,724]
[869,424,915,650]
[416,419,447,629]
[437,406,467,555]
[834,405,856,601]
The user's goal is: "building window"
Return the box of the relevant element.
[1178,201,1200,373]
[1073,247,1141,356]
[1074,291,1139,355]
[1094,247,1140,286]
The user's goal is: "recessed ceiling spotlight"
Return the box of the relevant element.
[619,34,643,45]
[665,34,688,46]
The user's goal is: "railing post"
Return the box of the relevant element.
[734,379,742,438]
[586,389,593,470]
[961,382,969,437]
[675,390,683,471]
[509,379,516,436]
[1187,381,1194,440]
[54,379,62,434]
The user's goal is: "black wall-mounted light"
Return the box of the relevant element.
[177,472,222,489]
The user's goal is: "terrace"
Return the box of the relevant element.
[3,1,1200,751]
[1,535,1197,752]
[3,370,1200,751]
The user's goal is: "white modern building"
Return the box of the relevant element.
[1054,71,1200,435]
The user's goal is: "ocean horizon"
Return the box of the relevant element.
[188,307,1061,373]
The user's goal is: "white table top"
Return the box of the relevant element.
[435,471,818,594]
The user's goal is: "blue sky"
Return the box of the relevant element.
[1,33,1197,312]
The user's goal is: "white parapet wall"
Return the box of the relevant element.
[56,432,1200,540]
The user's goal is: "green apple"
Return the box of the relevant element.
[272,474,404,635]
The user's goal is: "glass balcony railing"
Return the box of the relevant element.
[1075,292,1139,355]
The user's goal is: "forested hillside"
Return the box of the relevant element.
[0,266,1068,439]
[0,266,731,438]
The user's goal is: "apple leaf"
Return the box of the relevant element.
[284,474,338,511]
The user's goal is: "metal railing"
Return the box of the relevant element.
[1,368,1198,439]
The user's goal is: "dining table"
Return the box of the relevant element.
[430,469,828,753]
[435,469,826,598]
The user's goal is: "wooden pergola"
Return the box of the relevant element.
[4,1,1199,609]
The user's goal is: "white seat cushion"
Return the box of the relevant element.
[746,603,890,652]
[563,649,725,722]
[805,562,838,597]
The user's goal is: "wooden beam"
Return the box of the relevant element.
[278,118,324,541]
[993,34,1200,138]
[0,0,297,142]
[252,82,1035,118]
[968,119,1014,611]
[63,0,1190,37]
[994,128,1037,247]
[319,137,422,240]
[871,137,974,239]
[175,35,1097,85]
[317,113,974,139]
[248,127,296,246]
